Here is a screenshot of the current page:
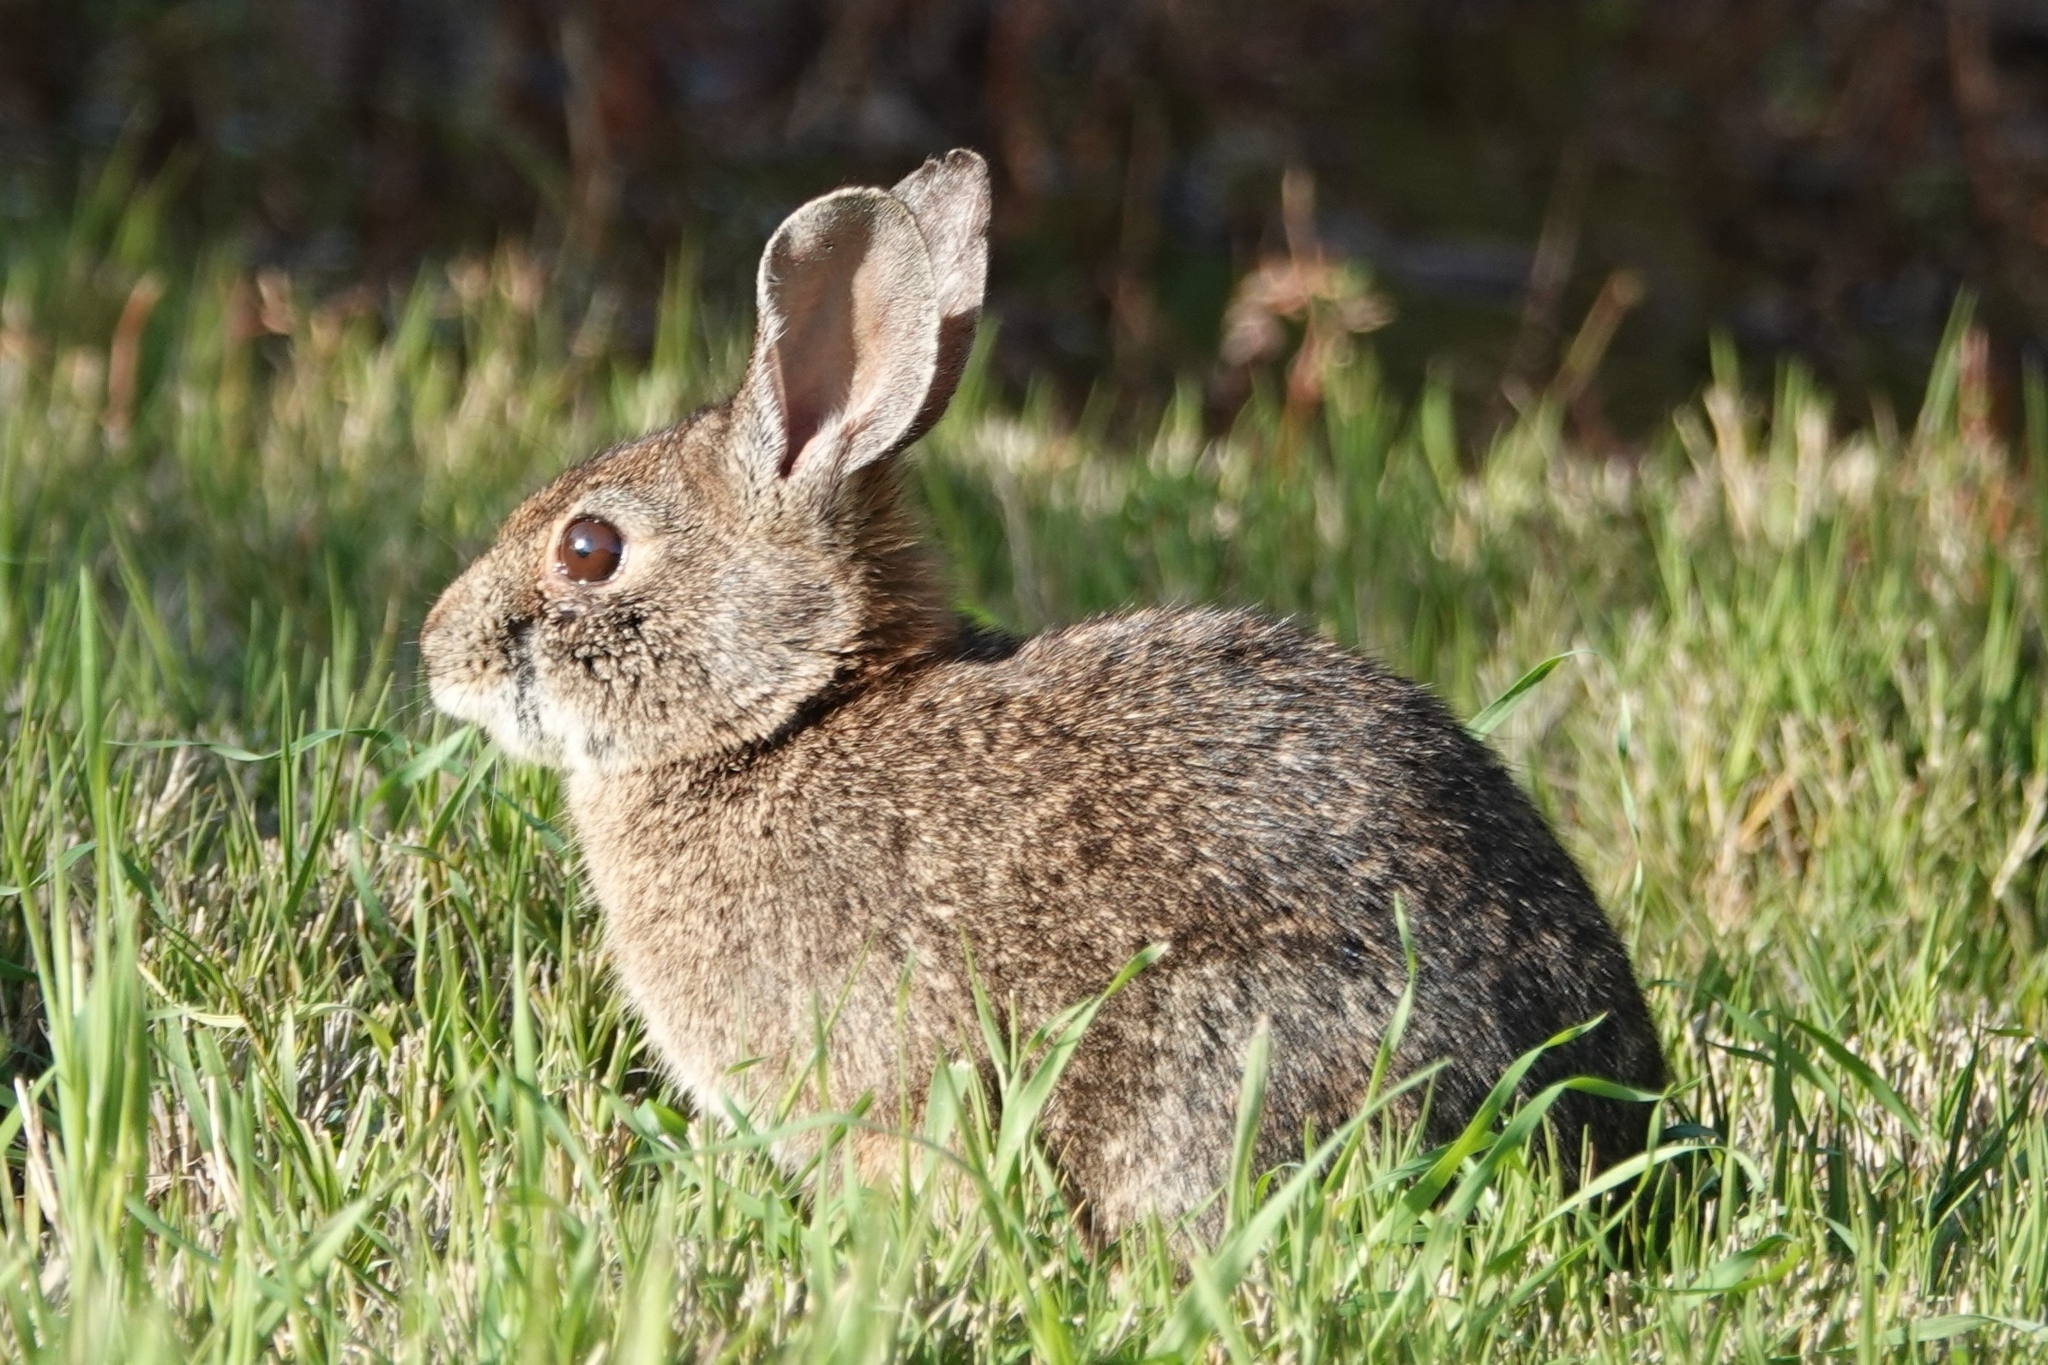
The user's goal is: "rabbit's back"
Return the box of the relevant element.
[577,606,1663,1231]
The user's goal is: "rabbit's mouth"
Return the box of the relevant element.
[427,670,558,767]
[424,615,566,768]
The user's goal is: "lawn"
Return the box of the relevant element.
[2,179,2046,1361]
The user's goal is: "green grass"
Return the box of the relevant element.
[3,185,2048,1361]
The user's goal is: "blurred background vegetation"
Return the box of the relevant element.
[5,0,2048,441]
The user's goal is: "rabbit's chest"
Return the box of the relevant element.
[577,781,924,1007]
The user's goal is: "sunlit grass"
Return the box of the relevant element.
[2,177,2046,1360]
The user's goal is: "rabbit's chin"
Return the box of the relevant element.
[427,672,567,769]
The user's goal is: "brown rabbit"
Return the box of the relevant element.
[421,149,1666,1238]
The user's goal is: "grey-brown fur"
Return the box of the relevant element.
[422,149,1666,1239]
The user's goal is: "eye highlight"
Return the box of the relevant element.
[556,517,624,583]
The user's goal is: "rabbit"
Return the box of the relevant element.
[420,148,1667,1239]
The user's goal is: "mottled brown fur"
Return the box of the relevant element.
[422,150,1665,1238]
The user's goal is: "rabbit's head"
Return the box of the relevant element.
[422,151,990,772]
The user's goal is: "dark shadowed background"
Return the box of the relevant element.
[4,0,2048,440]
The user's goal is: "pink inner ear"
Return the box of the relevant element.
[770,248,858,478]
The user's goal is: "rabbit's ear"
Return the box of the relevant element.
[889,149,991,444]
[735,187,941,488]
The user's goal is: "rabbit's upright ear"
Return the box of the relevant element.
[734,187,942,489]
[888,149,991,445]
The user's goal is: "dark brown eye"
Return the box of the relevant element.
[556,517,623,583]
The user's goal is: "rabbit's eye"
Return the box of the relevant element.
[557,518,624,583]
